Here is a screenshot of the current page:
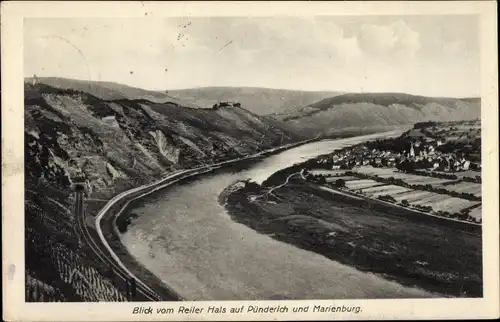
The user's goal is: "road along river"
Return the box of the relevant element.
[120,128,436,300]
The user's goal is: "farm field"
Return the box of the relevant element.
[336,171,482,216]
[429,170,481,180]
[409,195,480,213]
[360,184,413,198]
[345,179,383,190]
[307,165,482,219]
[355,166,394,176]
[453,124,481,130]
[392,190,435,203]
[401,176,453,185]
[440,182,482,197]
[354,166,454,185]
[445,135,461,142]
[469,206,482,220]
[326,176,359,182]
[391,190,479,214]
[310,170,347,176]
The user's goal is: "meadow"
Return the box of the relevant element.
[354,166,454,185]
[225,181,482,297]
[438,182,482,197]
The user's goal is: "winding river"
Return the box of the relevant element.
[121,128,435,300]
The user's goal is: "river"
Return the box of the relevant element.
[121,128,435,300]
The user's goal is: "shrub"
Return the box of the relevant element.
[317,176,326,184]
[335,179,346,188]
[378,195,396,203]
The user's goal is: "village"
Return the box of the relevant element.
[303,120,482,223]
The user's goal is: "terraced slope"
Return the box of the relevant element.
[24,81,305,301]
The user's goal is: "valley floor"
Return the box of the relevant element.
[222,178,482,298]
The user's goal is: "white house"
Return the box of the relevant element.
[409,142,415,158]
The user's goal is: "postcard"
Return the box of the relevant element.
[2,1,498,320]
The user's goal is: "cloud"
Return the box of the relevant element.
[23,16,478,96]
[357,20,420,59]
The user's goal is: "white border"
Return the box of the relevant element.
[2,1,499,321]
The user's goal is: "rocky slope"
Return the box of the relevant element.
[24,82,305,301]
[25,77,201,108]
[279,93,480,136]
[28,77,343,116]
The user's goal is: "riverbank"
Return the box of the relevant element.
[117,128,439,300]
[221,177,482,297]
[97,134,335,300]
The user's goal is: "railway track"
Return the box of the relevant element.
[78,137,321,302]
[75,190,162,301]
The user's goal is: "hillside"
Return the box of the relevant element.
[160,87,342,116]
[24,82,305,302]
[280,92,480,136]
[26,78,342,117]
[25,77,203,108]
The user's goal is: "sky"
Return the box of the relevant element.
[24,16,480,97]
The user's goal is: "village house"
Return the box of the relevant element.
[460,158,471,171]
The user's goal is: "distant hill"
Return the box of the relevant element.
[167,87,342,116]
[26,78,342,116]
[280,92,480,136]
[25,77,481,139]
[25,77,204,109]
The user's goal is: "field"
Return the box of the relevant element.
[225,181,482,297]
[439,182,482,197]
[310,170,348,176]
[428,170,481,180]
[469,206,482,220]
[391,190,479,213]
[359,184,413,198]
[307,162,482,218]
[392,190,435,203]
[354,166,454,185]
[307,165,481,216]
[410,195,480,213]
[424,120,481,141]
[325,176,359,182]
[345,179,383,190]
